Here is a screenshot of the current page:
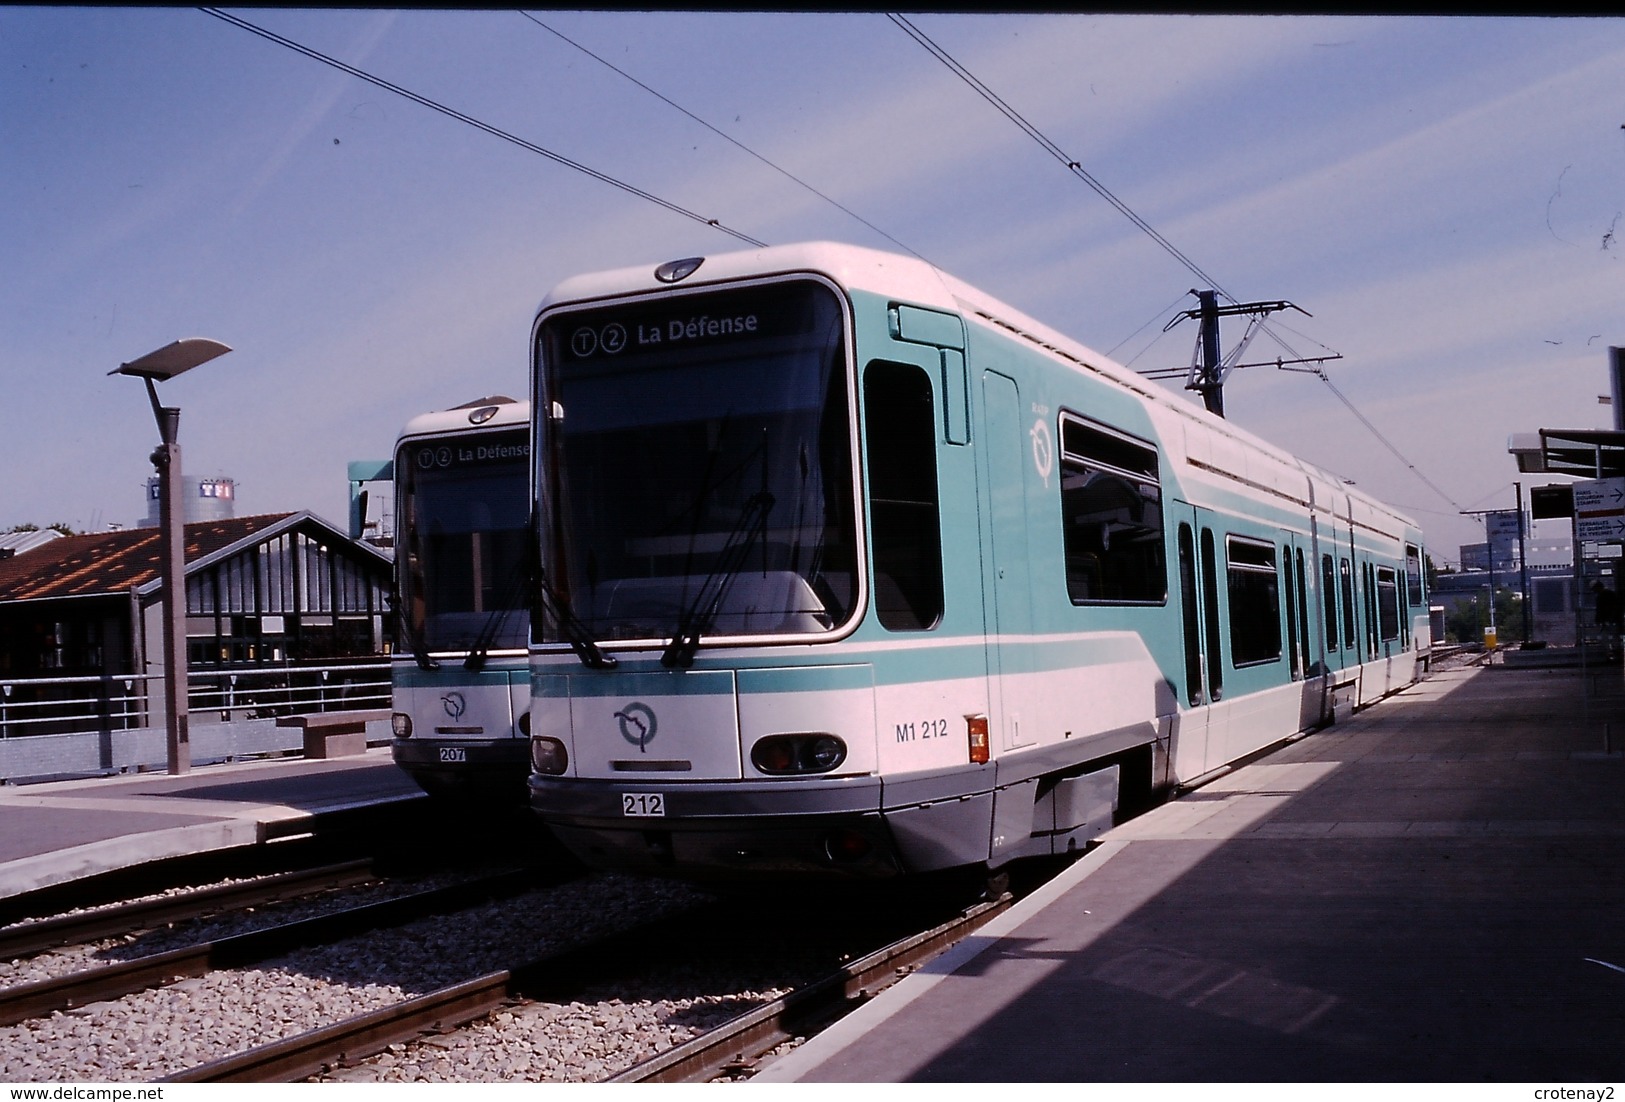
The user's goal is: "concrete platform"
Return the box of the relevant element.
[761,664,1625,1083]
[0,746,425,903]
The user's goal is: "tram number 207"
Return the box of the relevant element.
[438,747,468,763]
[621,792,666,817]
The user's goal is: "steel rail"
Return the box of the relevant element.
[0,867,546,1027]
[161,905,722,1083]
[0,860,379,960]
[610,892,1014,1083]
[163,971,518,1083]
[159,891,1006,1084]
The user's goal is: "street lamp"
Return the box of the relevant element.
[110,338,231,775]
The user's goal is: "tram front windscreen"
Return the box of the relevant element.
[396,427,531,653]
[536,280,858,646]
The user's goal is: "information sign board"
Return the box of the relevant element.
[1485,510,1524,565]
[1574,476,1625,543]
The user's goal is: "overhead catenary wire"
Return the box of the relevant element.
[1253,312,1344,370]
[886,13,1470,520]
[887,12,1233,303]
[211,6,1472,524]
[518,11,930,265]
[1461,483,1521,513]
[199,7,768,248]
[1314,369,1469,515]
[1107,291,1195,365]
[1249,314,1469,515]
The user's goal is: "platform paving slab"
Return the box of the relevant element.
[0,747,424,901]
[760,665,1625,1083]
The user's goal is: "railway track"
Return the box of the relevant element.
[3,864,704,1082]
[0,859,381,961]
[0,867,552,1028]
[161,887,1013,1084]
[611,891,1014,1083]
[162,901,734,1082]
[133,877,1007,1085]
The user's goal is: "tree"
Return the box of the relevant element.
[1445,586,1527,646]
[4,523,78,536]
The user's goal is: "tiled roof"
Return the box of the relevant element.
[0,514,296,603]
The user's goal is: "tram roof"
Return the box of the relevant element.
[397,395,528,442]
[535,241,1420,537]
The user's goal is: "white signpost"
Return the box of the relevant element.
[1574,477,1625,543]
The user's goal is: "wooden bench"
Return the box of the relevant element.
[276,709,392,759]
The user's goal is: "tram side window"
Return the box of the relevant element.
[1226,536,1281,667]
[1058,415,1165,604]
[1201,529,1223,701]
[1321,553,1338,652]
[1364,562,1379,657]
[1295,549,1311,667]
[1340,557,1357,650]
[1377,566,1400,642]
[865,361,944,631]
[1283,545,1300,679]
[1178,524,1203,707]
[1406,544,1425,607]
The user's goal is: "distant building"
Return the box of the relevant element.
[1459,543,1490,572]
[0,511,393,684]
[140,475,238,527]
[1447,516,1615,646]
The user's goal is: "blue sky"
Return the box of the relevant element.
[3,10,1621,564]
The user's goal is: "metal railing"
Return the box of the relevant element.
[0,661,391,741]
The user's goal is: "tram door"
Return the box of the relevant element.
[1172,503,1224,778]
[979,370,1037,753]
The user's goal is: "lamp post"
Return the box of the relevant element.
[111,338,231,775]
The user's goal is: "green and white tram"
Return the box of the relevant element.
[525,243,1429,879]
[390,396,534,802]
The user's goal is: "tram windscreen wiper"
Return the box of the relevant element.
[463,553,531,673]
[388,592,440,672]
[535,568,617,671]
[661,491,775,669]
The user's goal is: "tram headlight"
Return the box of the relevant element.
[392,712,413,738]
[530,735,569,775]
[750,733,847,775]
[807,736,844,771]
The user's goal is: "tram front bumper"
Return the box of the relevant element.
[527,773,908,879]
[393,737,530,802]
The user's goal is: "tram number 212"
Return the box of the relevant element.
[621,792,666,817]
